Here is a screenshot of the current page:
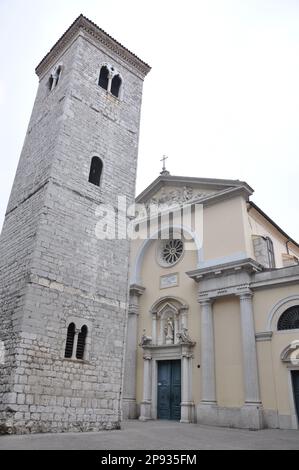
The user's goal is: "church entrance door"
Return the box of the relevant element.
[292,371,299,423]
[157,360,181,420]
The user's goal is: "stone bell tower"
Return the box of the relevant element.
[0,15,150,434]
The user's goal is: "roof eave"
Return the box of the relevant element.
[136,174,253,204]
[35,14,151,79]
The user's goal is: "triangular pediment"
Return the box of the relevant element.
[136,175,253,206]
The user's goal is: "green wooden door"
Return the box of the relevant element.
[157,360,181,420]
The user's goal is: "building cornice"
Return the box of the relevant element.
[187,258,263,282]
[251,265,299,290]
[36,15,151,79]
[136,174,253,204]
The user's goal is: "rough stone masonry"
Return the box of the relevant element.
[0,15,150,434]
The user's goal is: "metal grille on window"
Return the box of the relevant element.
[277,306,299,331]
[65,323,76,358]
[159,239,184,267]
[76,325,88,360]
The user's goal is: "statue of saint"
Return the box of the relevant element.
[164,317,174,344]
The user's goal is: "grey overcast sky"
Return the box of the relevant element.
[0,0,298,240]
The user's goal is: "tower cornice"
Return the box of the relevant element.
[35,14,151,79]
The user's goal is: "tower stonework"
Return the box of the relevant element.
[0,15,150,434]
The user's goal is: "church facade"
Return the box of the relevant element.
[123,173,299,430]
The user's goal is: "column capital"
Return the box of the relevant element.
[181,351,193,359]
[143,354,152,361]
[179,304,189,314]
[150,310,158,318]
[130,284,146,297]
[198,298,214,307]
[128,304,140,316]
[238,291,253,301]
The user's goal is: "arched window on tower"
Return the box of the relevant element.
[278,306,299,331]
[99,65,109,90]
[65,323,76,358]
[55,66,62,86]
[88,157,103,187]
[48,75,54,91]
[111,74,122,98]
[48,65,62,91]
[76,325,88,360]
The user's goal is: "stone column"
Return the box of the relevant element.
[197,299,218,425]
[151,311,157,345]
[139,352,152,421]
[180,345,194,423]
[122,284,145,420]
[71,329,81,360]
[200,299,217,404]
[107,70,113,93]
[239,292,263,429]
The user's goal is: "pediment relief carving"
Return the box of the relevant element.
[146,186,216,208]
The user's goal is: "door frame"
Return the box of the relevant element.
[140,343,195,423]
[151,347,182,420]
[288,368,299,430]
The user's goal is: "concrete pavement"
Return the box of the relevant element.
[0,420,298,450]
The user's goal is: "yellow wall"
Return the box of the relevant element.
[254,285,299,417]
[203,197,248,260]
[214,297,244,407]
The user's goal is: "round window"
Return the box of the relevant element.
[158,239,184,267]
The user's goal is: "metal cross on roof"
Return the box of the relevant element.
[160,155,170,175]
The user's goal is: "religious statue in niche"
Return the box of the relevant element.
[139,329,152,347]
[164,317,175,345]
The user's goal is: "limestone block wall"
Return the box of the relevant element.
[0,20,149,434]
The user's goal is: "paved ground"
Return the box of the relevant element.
[0,420,298,450]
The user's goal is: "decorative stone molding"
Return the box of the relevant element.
[187,258,263,301]
[255,332,273,342]
[130,225,203,285]
[252,265,299,291]
[147,186,215,207]
[281,341,299,364]
[36,15,151,79]
[130,284,146,297]
[149,297,190,347]
[136,175,254,206]
[266,294,299,331]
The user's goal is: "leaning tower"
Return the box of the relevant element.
[0,15,150,434]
